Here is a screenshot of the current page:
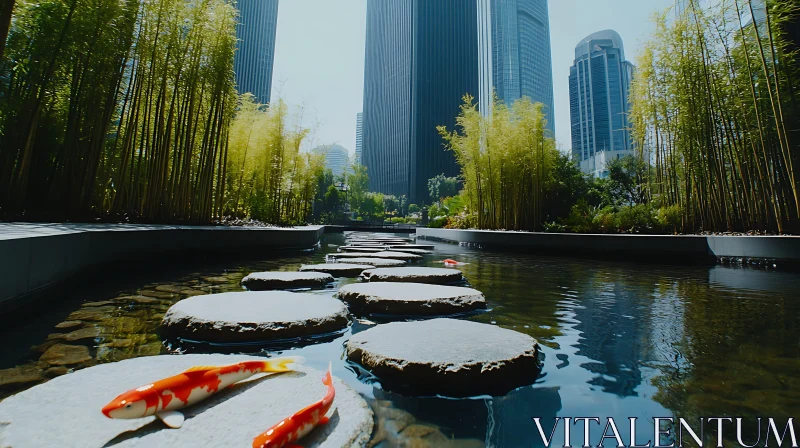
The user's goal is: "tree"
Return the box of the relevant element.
[0,0,15,60]
[439,95,557,231]
[408,203,420,214]
[345,162,369,215]
[427,174,459,203]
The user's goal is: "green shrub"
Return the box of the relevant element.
[656,204,683,233]
[429,216,448,228]
[389,217,406,224]
[446,213,477,229]
[616,204,656,233]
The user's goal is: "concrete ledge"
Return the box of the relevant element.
[416,228,800,265]
[0,223,324,318]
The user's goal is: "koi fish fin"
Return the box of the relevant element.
[322,362,333,386]
[156,410,185,429]
[182,365,216,374]
[262,356,305,372]
[319,416,330,425]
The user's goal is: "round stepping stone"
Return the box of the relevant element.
[333,251,422,261]
[360,267,463,285]
[299,263,373,278]
[241,271,333,290]
[389,244,435,250]
[337,283,486,315]
[331,257,406,268]
[338,246,384,253]
[346,318,541,397]
[384,247,430,254]
[0,354,373,447]
[162,292,349,343]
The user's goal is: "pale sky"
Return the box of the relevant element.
[270,0,676,155]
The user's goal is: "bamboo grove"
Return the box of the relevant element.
[439,96,557,231]
[0,0,325,224]
[630,0,800,233]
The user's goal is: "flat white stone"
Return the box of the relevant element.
[330,258,406,268]
[162,292,349,343]
[0,354,373,448]
[333,251,422,261]
[337,282,486,315]
[346,319,540,397]
[359,267,463,285]
[241,271,334,290]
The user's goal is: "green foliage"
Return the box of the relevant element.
[427,204,441,219]
[408,203,420,214]
[439,95,557,231]
[427,174,459,203]
[359,193,384,222]
[428,216,448,228]
[629,0,800,233]
[345,163,369,216]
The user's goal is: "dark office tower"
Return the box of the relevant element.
[362,0,413,197]
[490,0,555,132]
[362,0,479,203]
[234,0,279,105]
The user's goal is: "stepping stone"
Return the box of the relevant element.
[337,283,486,316]
[389,244,435,250]
[345,318,541,397]
[162,292,349,343]
[384,247,430,254]
[299,263,373,278]
[338,246,385,253]
[333,251,422,261]
[241,271,334,291]
[330,258,406,268]
[360,267,463,285]
[0,354,373,448]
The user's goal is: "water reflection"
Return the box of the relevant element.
[0,232,799,447]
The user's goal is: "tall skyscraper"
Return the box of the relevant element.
[234,0,279,105]
[568,30,634,177]
[312,144,350,178]
[489,0,555,131]
[362,0,479,203]
[355,112,363,165]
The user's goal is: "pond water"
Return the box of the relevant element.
[1,231,799,447]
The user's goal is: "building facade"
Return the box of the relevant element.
[355,112,363,165]
[362,0,479,203]
[489,0,555,131]
[234,0,279,105]
[312,144,350,178]
[568,30,633,177]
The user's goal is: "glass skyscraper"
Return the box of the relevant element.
[362,0,478,203]
[233,0,279,105]
[355,112,363,165]
[489,0,555,132]
[568,30,633,177]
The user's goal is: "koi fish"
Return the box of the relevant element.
[102,356,303,429]
[442,259,462,266]
[252,362,336,448]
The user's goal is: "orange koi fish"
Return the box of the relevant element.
[442,259,460,266]
[102,356,303,428]
[252,362,336,448]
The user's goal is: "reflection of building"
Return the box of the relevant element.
[362,0,478,203]
[569,30,633,177]
[355,112,363,165]
[312,144,350,177]
[489,0,555,131]
[234,0,280,105]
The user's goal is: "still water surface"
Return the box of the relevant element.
[1,232,798,447]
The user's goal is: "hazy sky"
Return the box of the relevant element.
[270,0,675,155]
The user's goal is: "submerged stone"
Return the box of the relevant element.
[55,321,83,330]
[337,283,485,316]
[0,364,45,389]
[388,244,435,250]
[0,354,373,448]
[360,267,464,285]
[345,318,541,397]
[162,291,350,343]
[241,271,334,291]
[299,263,373,278]
[39,344,92,366]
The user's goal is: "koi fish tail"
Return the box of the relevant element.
[262,356,305,373]
[322,361,333,386]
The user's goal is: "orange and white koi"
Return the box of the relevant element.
[442,259,464,266]
[102,356,303,428]
[252,362,336,448]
